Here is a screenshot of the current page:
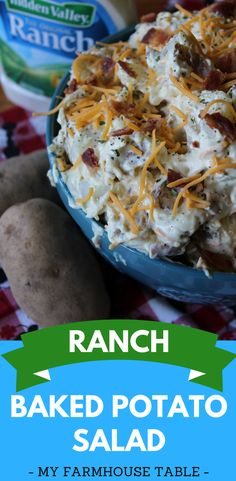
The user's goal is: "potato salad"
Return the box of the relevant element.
[49,2,236,272]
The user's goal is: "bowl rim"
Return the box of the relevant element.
[46,33,236,283]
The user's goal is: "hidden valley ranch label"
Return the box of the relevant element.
[0,0,118,96]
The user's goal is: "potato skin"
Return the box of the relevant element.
[0,199,110,326]
[0,150,58,218]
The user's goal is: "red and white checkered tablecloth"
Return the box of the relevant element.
[1,105,236,340]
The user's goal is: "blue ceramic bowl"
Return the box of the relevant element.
[46,29,236,305]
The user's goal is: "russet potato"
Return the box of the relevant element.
[0,150,58,217]
[0,199,110,326]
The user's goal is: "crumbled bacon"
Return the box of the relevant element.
[210,1,236,18]
[204,113,236,143]
[118,61,137,78]
[141,118,163,134]
[204,70,226,90]
[64,78,78,95]
[82,148,99,168]
[167,169,183,184]
[100,57,115,83]
[101,56,114,73]
[175,43,210,77]
[192,140,200,148]
[110,100,136,117]
[215,48,236,74]
[140,12,157,23]
[111,127,134,137]
[141,118,175,145]
[142,28,172,48]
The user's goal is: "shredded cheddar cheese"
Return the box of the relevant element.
[226,72,236,80]
[222,79,236,91]
[167,174,201,189]
[91,86,120,95]
[109,192,139,235]
[137,42,146,56]
[176,14,199,33]
[200,99,236,121]
[199,8,210,49]
[183,191,210,209]
[170,105,188,131]
[69,98,97,111]
[212,31,236,55]
[124,119,140,132]
[172,162,236,216]
[73,102,106,128]
[76,187,94,204]
[143,113,161,120]
[56,157,70,172]
[170,75,199,103]
[175,3,193,18]
[101,109,113,141]
[148,68,157,87]
[67,127,74,137]
[180,25,205,56]
[190,72,204,83]
[130,145,143,156]
[117,47,133,61]
[33,98,65,117]
[131,136,166,216]
[127,84,134,104]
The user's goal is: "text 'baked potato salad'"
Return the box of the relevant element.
[48,2,236,273]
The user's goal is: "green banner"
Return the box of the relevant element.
[2,320,235,392]
[6,0,95,28]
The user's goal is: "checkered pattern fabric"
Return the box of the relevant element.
[1,105,236,340]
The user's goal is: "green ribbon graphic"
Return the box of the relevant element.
[2,320,235,392]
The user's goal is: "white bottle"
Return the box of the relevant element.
[0,0,136,111]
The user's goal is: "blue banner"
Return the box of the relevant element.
[1,341,236,480]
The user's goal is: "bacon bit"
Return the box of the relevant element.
[82,148,99,168]
[140,12,156,23]
[111,127,134,137]
[192,140,200,148]
[118,61,137,78]
[141,118,163,134]
[204,70,226,90]
[215,48,236,74]
[204,113,236,143]
[64,78,78,95]
[101,56,115,73]
[200,249,234,272]
[175,43,210,77]
[142,28,172,48]
[100,57,115,83]
[110,100,135,116]
[167,169,183,185]
[210,1,236,18]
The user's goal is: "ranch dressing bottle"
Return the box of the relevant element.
[0,0,136,111]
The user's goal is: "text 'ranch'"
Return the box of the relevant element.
[69,329,169,353]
